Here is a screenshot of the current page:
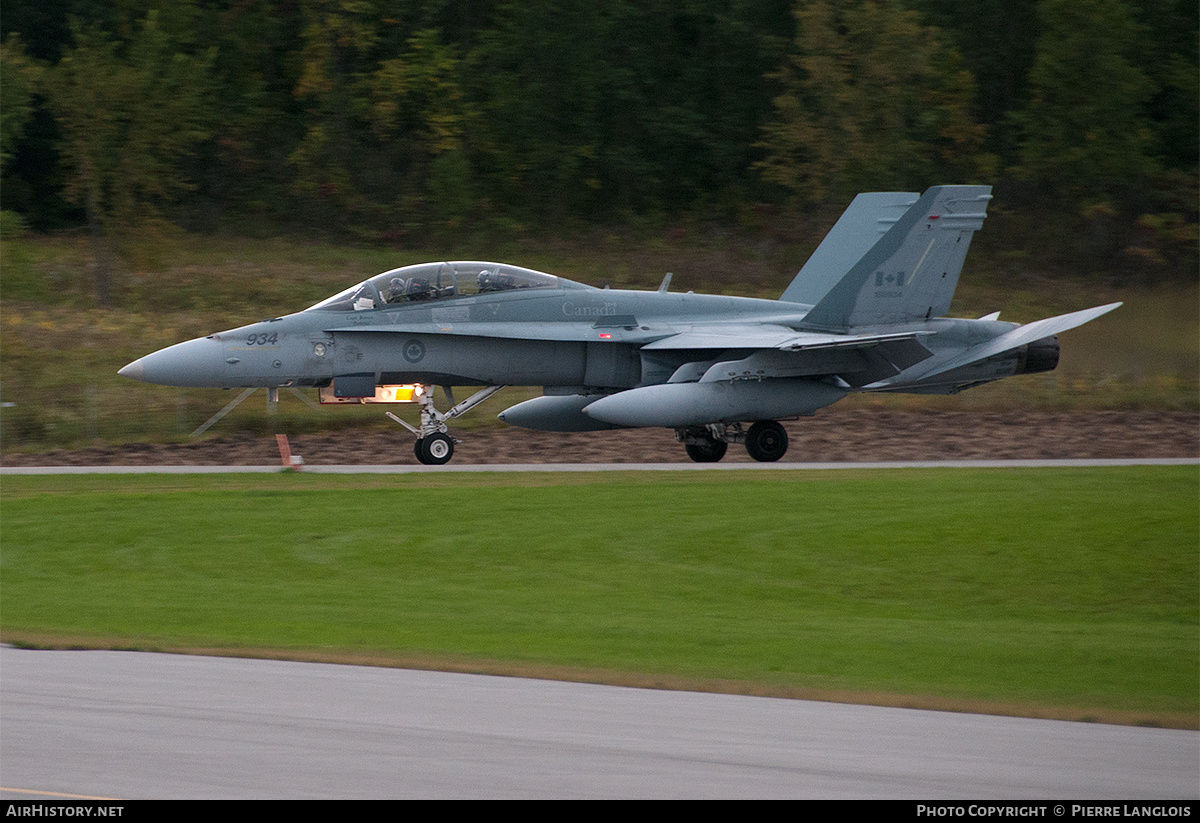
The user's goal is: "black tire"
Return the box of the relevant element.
[415,433,455,465]
[745,420,788,462]
[685,438,728,463]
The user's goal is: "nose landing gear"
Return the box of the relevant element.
[413,432,455,465]
[387,384,506,465]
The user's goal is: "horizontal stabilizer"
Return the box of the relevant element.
[914,303,1122,380]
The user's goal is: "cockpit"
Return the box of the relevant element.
[306,262,561,312]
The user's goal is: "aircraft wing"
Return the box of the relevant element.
[643,326,935,386]
[326,320,937,386]
[324,321,932,357]
[638,324,810,350]
[907,302,1123,381]
[640,326,930,351]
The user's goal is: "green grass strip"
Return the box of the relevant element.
[2,467,1196,726]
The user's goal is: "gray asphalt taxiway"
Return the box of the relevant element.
[1,647,1196,799]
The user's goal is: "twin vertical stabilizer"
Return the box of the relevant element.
[796,185,993,331]
[779,192,918,306]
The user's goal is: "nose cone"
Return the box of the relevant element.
[117,359,145,381]
[119,336,227,386]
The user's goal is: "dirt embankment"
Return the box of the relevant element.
[3,410,1196,467]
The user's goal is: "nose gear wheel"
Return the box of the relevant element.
[415,432,455,465]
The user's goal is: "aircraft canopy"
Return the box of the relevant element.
[306,262,561,312]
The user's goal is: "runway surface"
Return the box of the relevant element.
[1,647,1196,799]
[1,457,1195,474]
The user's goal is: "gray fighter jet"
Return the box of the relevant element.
[120,185,1120,464]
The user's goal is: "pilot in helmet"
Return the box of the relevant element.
[386,277,407,303]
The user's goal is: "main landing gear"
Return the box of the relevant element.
[744,420,788,462]
[676,420,789,464]
[387,385,506,465]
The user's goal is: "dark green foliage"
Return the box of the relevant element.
[39,10,215,302]
[2,0,1195,286]
[1013,0,1154,204]
[757,0,991,208]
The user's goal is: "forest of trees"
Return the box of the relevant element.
[2,0,1196,299]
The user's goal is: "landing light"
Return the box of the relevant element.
[318,384,422,404]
